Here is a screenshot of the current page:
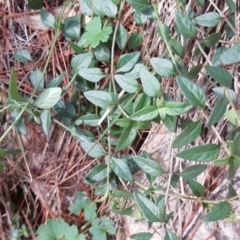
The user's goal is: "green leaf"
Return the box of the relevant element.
[213,87,237,103]
[150,58,176,77]
[175,12,197,39]
[226,0,236,14]
[30,69,44,92]
[114,74,139,93]
[115,127,137,151]
[205,66,232,88]
[94,43,110,62]
[130,106,159,121]
[14,49,32,62]
[225,15,235,39]
[81,142,106,158]
[92,0,117,18]
[176,76,206,108]
[206,98,228,127]
[202,33,221,47]
[228,156,240,179]
[65,226,86,240]
[86,164,107,183]
[131,232,153,240]
[179,164,207,180]
[68,40,84,53]
[164,102,193,116]
[40,109,51,136]
[9,68,24,101]
[164,229,179,240]
[140,68,161,97]
[34,87,62,109]
[112,157,134,182]
[63,16,81,40]
[203,202,231,222]
[217,44,240,65]
[112,189,133,198]
[134,11,148,25]
[127,0,150,11]
[125,63,148,79]
[128,32,143,49]
[172,120,201,148]
[187,180,204,197]
[133,192,161,222]
[40,9,55,29]
[84,90,113,109]
[78,68,106,82]
[117,51,141,73]
[169,38,185,58]
[47,74,64,88]
[225,110,240,127]
[75,114,100,127]
[0,148,22,157]
[184,64,202,79]
[231,133,240,157]
[28,0,42,10]
[176,144,220,161]
[162,115,177,132]
[69,191,90,214]
[133,92,151,113]
[114,118,133,128]
[84,202,97,221]
[193,12,221,27]
[212,47,227,66]
[116,24,128,49]
[133,156,163,177]
[81,17,112,48]
[71,53,93,72]
[197,0,205,7]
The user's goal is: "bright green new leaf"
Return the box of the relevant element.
[40,9,55,29]
[176,76,205,108]
[115,127,137,152]
[231,133,240,157]
[131,232,153,240]
[179,164,207,180]
[202,33,221,48]
[9,68,24,101]
[175,12,197,39]
[40,109,51,136]
[81,17,112,48]
[172,120,201,148]
[228,156,240,179]
[164,229,178,240]
[30,68,44,92]
[193,12,221,27]
[14,49,32,62]
[130,106,159,121]
[81,142,106,158]
[116,24,128,49]
[164,102,193,116]
[207,98,228,126]
[133,156,163,177]
[176,144,220,161]
[205,66,232,87]
[34,87,62,109]
[133,192,161,222]
[128,32,143,49]
[203,202,231,222]
[86,164,107,183]
[126,0,150,11]
[114,74,139,93]
[71,53,93,72]
[225,110,240,127]
[150,58,176,77]
[117,51,141,73]
[187,180,204,197]
[112,157,134,182]
[217,44,240,65]
[140,68,161,97]
[78,68,107,82]
[84,90,113,109]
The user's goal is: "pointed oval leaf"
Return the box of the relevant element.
[133,192,161,222]
[40,9,55,29]
[47,74,64,88]
[94,43,110,62]
[169,38,185,58]
[187,180,204,197]
[128,32,143,49]
[217,44,240,65]
[205,66,232,87]
[116,24,128,49]
[184,64,202,79]
[117,51,141,73]
[228,156,240,179]
[115,127,137,152]
[175,12,197,39]
[30,69,44,92]
[231,133,240,157]
[203,202,231,222]
[112,157,133,182]
[86,164,107,183]
[71,53,93,72]
[164,102,193,116]
[202,33,221,48]
[172,120,201,148]
[176,76,206,108]
[126,0,150,11]
[179,164,207,180]
[78,68,107,82]
[133,156,163,177]
[14,49,32,63]
[207,98,228,127]
[225,110,240,127]
[34,87,62,109]
[84,90,113,109]
[164,229,178,240]
[81,142,106,158]
[114,74,139,93]
[193,12,222,27]
[150,58,176,77]
[176,144,220,161]
[40,109,51,136]
[9,68,24,101]
[75,114,100,127]
[130,106,159,121]
[140,68,161,97]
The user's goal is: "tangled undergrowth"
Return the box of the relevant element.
[0,0,240,239]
